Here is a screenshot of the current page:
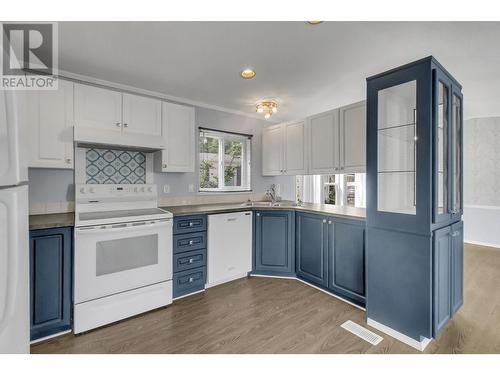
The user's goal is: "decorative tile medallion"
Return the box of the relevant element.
[86,148,146,184]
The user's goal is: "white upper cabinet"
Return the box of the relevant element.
[74,84,122,133]
[339,101,366,173]
[122,93,162,136]
[74,83,165,150]
[283,120,306,175]
[262,124,283,176]
[28,80,74,169]
[262,121,306,176]
[155,102,195,173]
[308,109,340,174]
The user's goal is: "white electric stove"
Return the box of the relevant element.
[73,184,173,334]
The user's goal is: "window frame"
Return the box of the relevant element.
[198,128,252,193]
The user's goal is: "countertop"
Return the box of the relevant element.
[29,212,75,230]
[160,202,366,220]
[28,203,365,231]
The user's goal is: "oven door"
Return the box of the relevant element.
[74,219,172,304]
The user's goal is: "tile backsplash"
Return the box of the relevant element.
[86,148,146,184]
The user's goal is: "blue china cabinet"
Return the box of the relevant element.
[366,56,464,344]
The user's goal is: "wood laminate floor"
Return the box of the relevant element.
[32,243,500,354]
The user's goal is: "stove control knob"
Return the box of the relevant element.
[141,187,146,192]
[80,187,86,194]
[147,187,152,193]
[89,187,95,194]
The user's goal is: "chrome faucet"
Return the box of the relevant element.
[266,184,278,203]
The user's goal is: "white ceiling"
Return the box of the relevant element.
[58,21,500,122]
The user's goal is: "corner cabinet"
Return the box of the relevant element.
[307,102,366,175]
[295,212,328,286]
[27,79,74,169]
[262,121,306,176]
[253,210,295,276]
[154,102,195,173]
[30,227,72,341]
[295,212,366,305]
[366,56,464,343]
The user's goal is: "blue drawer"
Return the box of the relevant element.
[173,267,206,298]
[173,231,207,254]
[173,215,206,235]
[173,249,207,273]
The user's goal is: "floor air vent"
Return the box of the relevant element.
[341,320,383,345]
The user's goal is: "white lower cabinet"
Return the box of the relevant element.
[154,102,195,172]
[262,120,306,176]
[340,101,366,173]
[27,79,74,169]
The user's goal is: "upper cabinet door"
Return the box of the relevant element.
[157,102,195,172]
[74,84,122,132]
[308,109,339,174]
[283,120,306,175]
[450,88,463,220]
[340,101,366,173]
[122,93,162,137]
[28,80,74,169]
[262,124,283,176]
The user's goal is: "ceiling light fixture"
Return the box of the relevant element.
[240,68,256,79]
[256,100,278,120]
[307,21,323,25]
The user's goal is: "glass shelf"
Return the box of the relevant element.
[377,80,417,215]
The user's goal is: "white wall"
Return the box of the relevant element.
[463,117,500,248]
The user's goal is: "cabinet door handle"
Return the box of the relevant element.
[256,213,260,217]
[322,219,327,223]
[115,122,121,127]
[328,220,332,225]
[66,158,71,164]
[123,123,129,128]
[189,277,194,283]
[451,231,460,237]
[189,240,194,245]
[189,222,194,227]
[162,164,167,169]
[189,258,194,264]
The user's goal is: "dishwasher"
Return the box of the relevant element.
[207,211,253,287]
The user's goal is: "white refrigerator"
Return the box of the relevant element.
[0,88,30,354]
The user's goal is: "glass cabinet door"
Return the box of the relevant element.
[377,80,417,215]
[451,91,463,215]
[436,81,449,216]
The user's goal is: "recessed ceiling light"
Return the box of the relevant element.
[307,21,323,25]
[240,69,256,79]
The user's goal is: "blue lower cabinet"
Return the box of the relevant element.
[433,225,452,337]
[433,220,464,337]
[451,221,464,315]
[30,227,72,341]
[172,215,207,299]
[173,249,207,273]
[173,267,206,298]
[329,219,365,303]
[295,212,328,286]
[253,210,295,276]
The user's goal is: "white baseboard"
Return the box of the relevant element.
[367,318,431,352]
[465,240,500,249]
[30,329,72,345]
[248,273,365,312]
[205,273,249,289]
[173,288,205,301]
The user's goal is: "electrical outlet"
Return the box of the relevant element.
[188,184,194,193]
[163,184,170,194]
